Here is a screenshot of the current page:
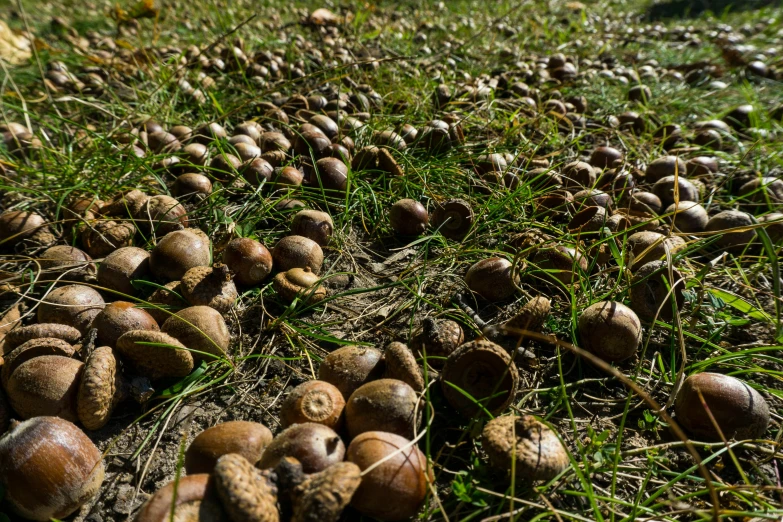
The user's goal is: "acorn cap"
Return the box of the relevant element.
[431,199,474,240]
[2,337,76,388]
[441,339,519,417]
[383,342,425,392]
[273,267,327,304]
[213,453,279,522]
[115,330,194,380]
[290,461,361,522]
[504,296,551,333]
[4,323,80,352]
[482,415,569,481]
[77,346,118,430]
[180,264,238,314]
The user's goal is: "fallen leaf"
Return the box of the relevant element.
[0,21,31,65]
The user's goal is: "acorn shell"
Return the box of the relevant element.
[441,339,519,417]
[410,318,464,368]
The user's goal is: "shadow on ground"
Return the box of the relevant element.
[645,0,780,20]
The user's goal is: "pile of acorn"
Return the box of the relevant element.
[0,17,782,519]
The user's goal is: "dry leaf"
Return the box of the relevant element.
[0,21,31,65]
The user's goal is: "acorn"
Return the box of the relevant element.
[144,280,187,324]
[290,210,334,246]
[318,345,384,400]
[97,246,150,296]
[0,417,104,521]
[626,191,662,215]
[628,84,652,104]
[6,354,83,421]
[665,201,708,233]
[441,339,519,417]
[185,421,273,474]
[273,235,324,274]
[705,210,755,250]
[531,245,589,285]
[135,194,188,235]
[390,199,428,236]
[173,173,213,198]
[589,146,623,169]
[92,301,160,347]
[674,372,770,440]
[281,459,361,522]
[0,211,51,248]
[162,306,230,362]
[273,267,327,304]
[652,176,700,208]
[222,237,273,286]
[1,337,76,389]
[347,431,429,521]
[149,229,212,281]
[568,206,607,233]
[80,220,135,257]
[578,301,642,362]
[573,189,612,210]
[4,324,80,352]
[259,423,345,473]
[482,415,569,481]
[629,260,685,322]
[346,379,421,439]
[38,284,105,335]
[134,474,225,522]
[627,231,686,269]
[38,246,95,277]
[312,157,349,192]
[280,380,345,430]
[115,330,194,380]
[465,257,519,302]
[738,177,783,209]
[409,318,464,368]
[759,213,783,242]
